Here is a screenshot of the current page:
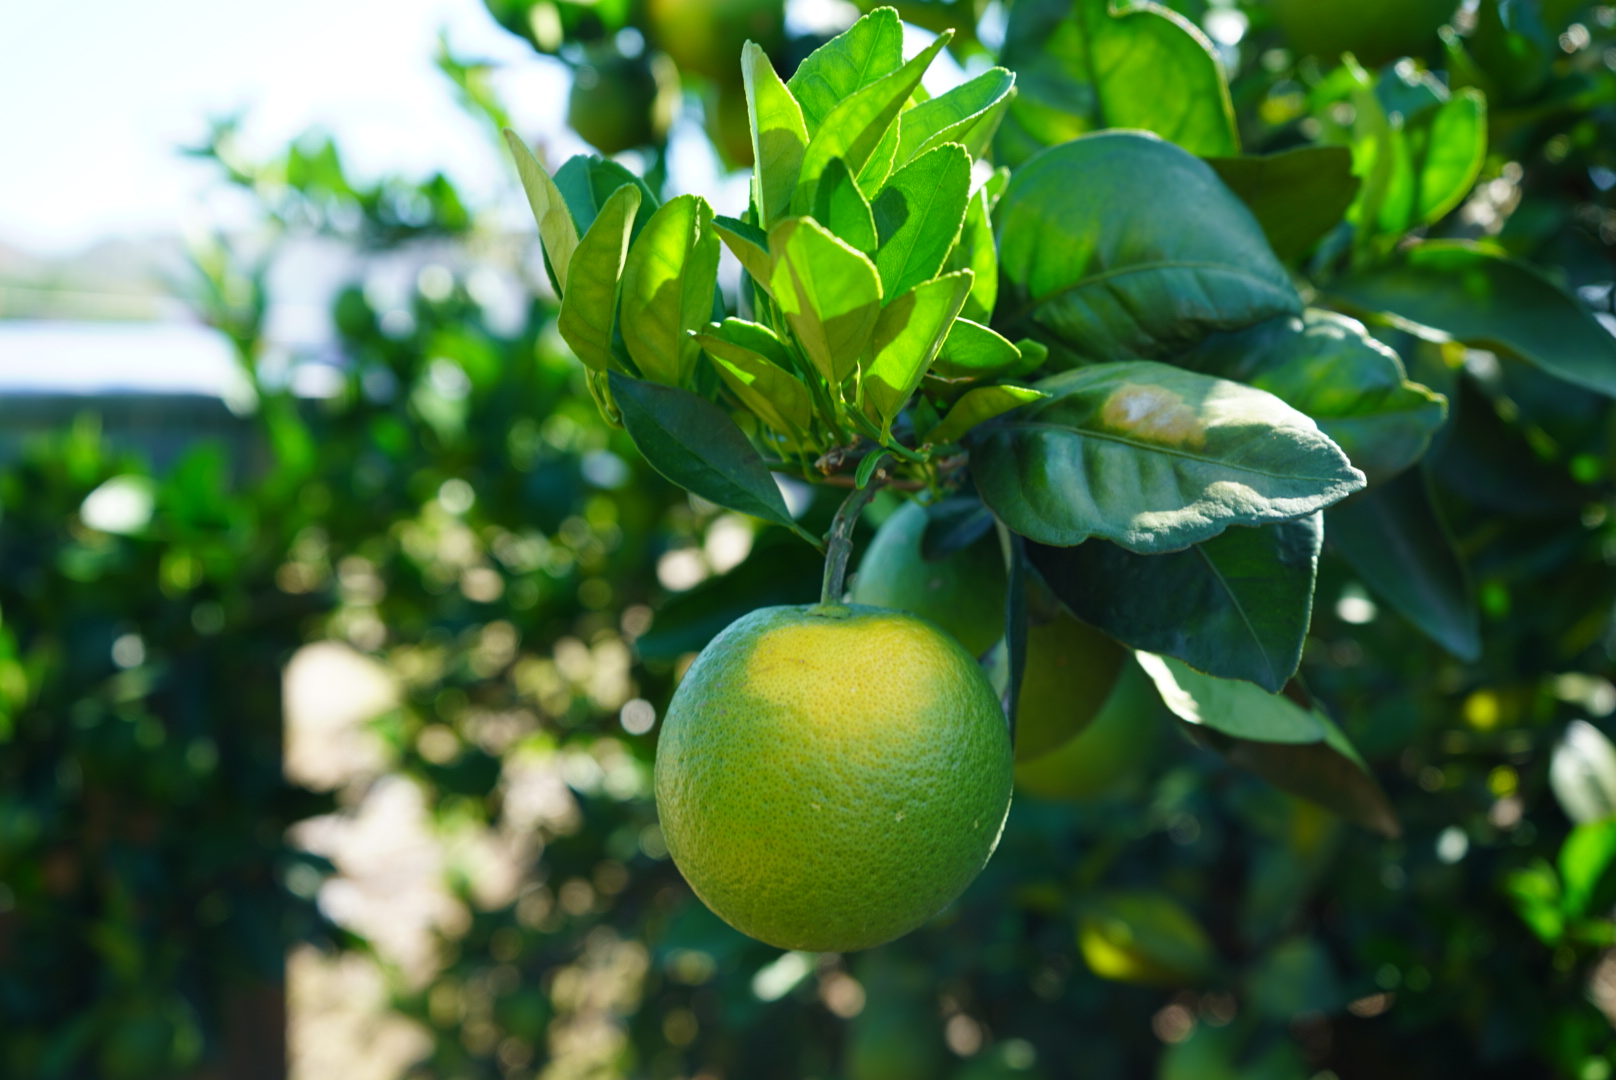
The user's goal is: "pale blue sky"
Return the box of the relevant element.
[0,0,968,257]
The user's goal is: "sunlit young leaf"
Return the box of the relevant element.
[557,183,642,372]
[871,143,971,302]
[620,194,720,387]
[925,385,1046,447]
[862,270,973,435]
[786,6,905,136]
[503,129,579,289]
[743,42,810,227]
[769,217,883,389]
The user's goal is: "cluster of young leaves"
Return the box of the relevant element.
[506,1,1616,849]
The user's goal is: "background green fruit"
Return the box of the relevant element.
[1013,611,1126,763]
[655,603,1012,951]
[850,500,1007,658]
[707,81,756,167]
[1014,657,1164,802]
[566,47,678,154]
[647,0,786,81]
[1269,0,1458,68]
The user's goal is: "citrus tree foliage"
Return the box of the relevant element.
[7,1,1616,1078]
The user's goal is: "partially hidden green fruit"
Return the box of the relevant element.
[567,47,679,154]
[648,0,786,81]
[655,603,1013,952]
[1012,611,1126,763]
[1014,657,1164,802]
[850,500,1007,658]
[1269,0,1458,68]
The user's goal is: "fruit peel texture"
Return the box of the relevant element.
[655,603,1013,951]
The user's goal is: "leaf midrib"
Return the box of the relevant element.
[1006,260,1293,328]
[1192,542,1276,687]
[993,420,1348,484]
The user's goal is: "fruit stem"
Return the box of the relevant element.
[820,454,891,604]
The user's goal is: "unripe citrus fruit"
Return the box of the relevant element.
[567,48,678,154]
[647,0,785,82]
[1014,657,1163,802]
[1012,611,1126,763]
[850,500,1006,658]
[1268,0,1457,68]
[655,602,1013,952]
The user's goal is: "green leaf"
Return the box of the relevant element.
[557,183,642,372]
[713,215,774,298]
[1412,89,1487,225]
[552,154,657,239]
[1329,241,1616,398]
[744,42,811,227]
[696,332,814,440]
[996,132,1299,362]
[871,143,972,302]
[1560,819,1616,918]
[862,270,973,435]
[895,67,1017,166]
[1327,467,1480,662]
[1218,716,1402,838]
[996,0,1237,169]
[970,361,1364,552]
[1077,890,1214,986]
[769,217,883,388]
[930,318,1024,382]
[710,317,799,375]
[1139,653,1399,835]
[786,6,905,136]
[1027,515,1321,692]
[609,371,800,530]
[946,182,998,322]
[792,32,952,216]
[1175,310,1447,484]
[1204,146,1360,261]
[813,158,878,255]
[620,194,720,387]
[503,129,579,289]
[925,385,1046,447]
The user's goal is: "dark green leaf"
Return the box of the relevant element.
[1217,717,1402,838]
[996,0,1237,169]
[1028,515,1321,693]
[620,194,720,387]
[1175,310,1447,484]
[1330,241,1616,398]
[996,132,1299,362]
[920,497,995,561]
[1204,146,1359,260]
[1140,654,1400,835]
[871,143,971,301]
[552,154,657,239]
[710,317,799,375]
[787,6,904,136]
[1327,467,1480,662]
[609,372,799,529]
[970,361,1364,552]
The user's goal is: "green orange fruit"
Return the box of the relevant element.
[850,501,1007,658]
[567,47,679,154]
[1014,657,1164,802]
[647,0,785,82]
[1012,611,1126,763]
[1269,0,1458,68]
[707,80,755,168]
[654,603,1012,951]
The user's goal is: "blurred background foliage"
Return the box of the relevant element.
[5,1,1616,1078]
